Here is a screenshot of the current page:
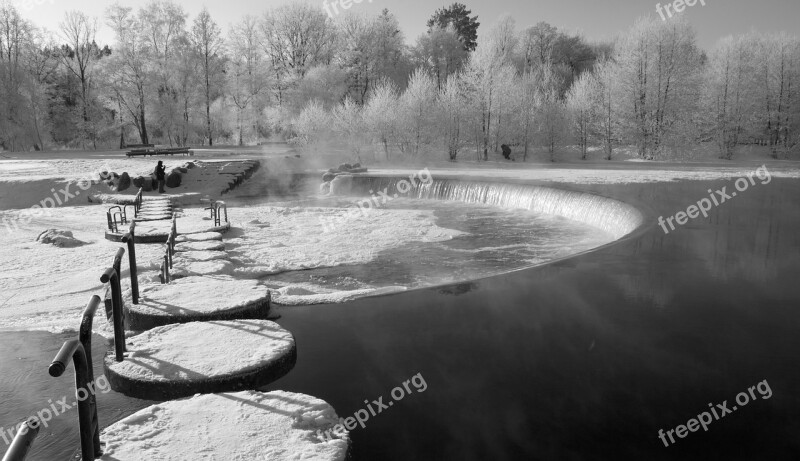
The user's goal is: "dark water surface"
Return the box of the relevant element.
[3,176,799,460]
[266,178,800,460]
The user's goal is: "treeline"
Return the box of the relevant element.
[0,1,798,161]
[299,15,800,161]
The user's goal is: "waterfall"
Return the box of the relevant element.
[336,176,644,240]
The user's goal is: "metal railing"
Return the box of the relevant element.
[120,222,140,304]
[167,215,177,255]
[106,205,131,233]
[1,419,41,461]
[101,263,127,363]
[213,201,227,227]
[201,198,228,227]
[48,297,104,461]
[133,188,143,216]
[159,215,178,285]
[159,245,171,284]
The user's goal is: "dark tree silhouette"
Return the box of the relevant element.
[426,3,480,52]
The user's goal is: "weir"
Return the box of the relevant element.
[337,176,645,240]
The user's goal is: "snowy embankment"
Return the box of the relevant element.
[367,165,800,184]
[98,391,349,461]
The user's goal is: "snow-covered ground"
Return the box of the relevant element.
[4,156,799,333]
[98,390,349,461]
[366,165,800,185]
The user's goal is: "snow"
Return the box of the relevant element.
[129,276,269,317]
[272,285,408,305]
[98,390,348,461]
[225,206,465,278]
[0,206,163,333]
[128,209,227,236]
[175,231,224,242]
[176,250,228,262]
[170,259,235,278]
[35,229,87,247]
[5,156,798,332]
[366,166,800,184]
[175,241,226,252]
[106,320,294,381]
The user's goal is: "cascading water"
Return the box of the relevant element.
[338,176,645,240]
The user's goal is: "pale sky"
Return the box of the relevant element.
[9,0,800,51]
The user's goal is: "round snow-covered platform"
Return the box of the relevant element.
[175,231,224,242]
[104,321,296,400]
[97,390,349,460]
[171,259,234,278]
[105,222,230,243]
[174,240,225,252]
[124,276,271,329]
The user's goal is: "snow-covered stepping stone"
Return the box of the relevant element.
[174,240,225,252]
[104,321,296,400]
[170,259,234,278]
[176,250,228,262]
[125,276,271,329]
[175,231,223,242]
[97,391,349,460]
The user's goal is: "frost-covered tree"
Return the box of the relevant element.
[191,7,224,145]
[412,25,467,90]
[612,16,702,158]
[566,71,597,159]
[436,73,467,160]
[331,96,366,158]
[292,99,330,148]
[362,79,399,159]
[398,68,437,156]
[227,15,270,145]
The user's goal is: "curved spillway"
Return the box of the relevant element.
[332,175,645,240]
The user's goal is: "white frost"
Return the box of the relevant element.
[98,390,348,460]
[107,320,293,381]
[129,276,269,316]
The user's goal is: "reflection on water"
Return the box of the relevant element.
[3,178,799,460]
[270,178,800,461]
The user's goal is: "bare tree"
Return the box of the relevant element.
[105,3,151,145]
[191,7,223,146]
[260,3,335,105]
[228,15,270,145]
[59,11,98,147]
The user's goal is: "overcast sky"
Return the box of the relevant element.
[10,0,800,51]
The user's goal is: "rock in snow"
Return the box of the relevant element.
[35,229,87,247]
[98,390,349,461]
